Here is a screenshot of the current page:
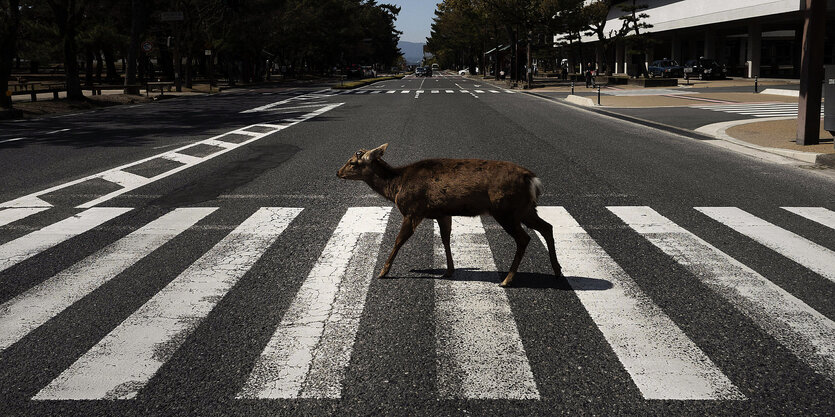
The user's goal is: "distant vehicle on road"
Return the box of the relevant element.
[415,67,426,76]
[431,63,439,72]
[458,68,468,75]
[344,64,362,79]
[648,59,684,78]
[683,58,727,80]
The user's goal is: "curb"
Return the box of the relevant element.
[525,91,829,166]
[694,118,827,164]
[565,95,596,107]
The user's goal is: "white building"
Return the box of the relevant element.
[566,0,835,78]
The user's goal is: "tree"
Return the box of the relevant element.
[0,0,21,108]
[46,0,86,100]
[617,0,653,77]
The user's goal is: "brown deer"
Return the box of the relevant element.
[337,143,563,287]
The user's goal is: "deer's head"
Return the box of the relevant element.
[337,143,388,180]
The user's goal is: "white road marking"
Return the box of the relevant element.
[415,90,423,99]
[459,90,468,93]
[0,208,215,352]
[431,90,439,94]
[0,103,343,210]
[386,90,395,94]
[34,207,301,400]
[401,90,409,94]
[474,90,484,94]
[609,206,835,382]
[161,152,202,165]
[239,89,333,113]
[100,170,149,188]
[489,90,499,93]
[536,207,743,400]
[782,207,835,230]
[434,216,539,399]
[696,207,835,283]
[45,128,70,135]
[0,208,131,273]
[445,90,453,93]
[238,207,390,399]
[0,207,49,227]
[0,137,26,144]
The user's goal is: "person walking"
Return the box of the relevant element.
[584,62,593,87]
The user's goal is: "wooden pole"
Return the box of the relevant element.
[796,0,827,145]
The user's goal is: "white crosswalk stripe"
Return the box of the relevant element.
[433,216,539,399]
[1,204,830,402]
[696,207,835,283]
[536,207,743,400]
[692,102,798,117]
[0,208,132,273]
[239,207,390,399]
[0,208,216,352]
[609,206,835,383]
[34,207,301,400]
[0,207,49,227]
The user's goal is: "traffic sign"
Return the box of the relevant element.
[205,50,212,56]
[141,41,153,53]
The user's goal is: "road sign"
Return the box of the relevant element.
[160,11,184,21]
[141,41,153,53]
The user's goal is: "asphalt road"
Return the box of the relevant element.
[0,73,834,416]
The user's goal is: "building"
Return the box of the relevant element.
[566,0,835,78]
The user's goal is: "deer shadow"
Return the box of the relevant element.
[403,268,613,290]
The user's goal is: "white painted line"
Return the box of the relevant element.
[415,90,423,99]
[401,90,409,94]
[0,137,26,144]
[34,207,301,400]
[782,207,835,230]
[431,90,439,93]
[386,90,396,94]
[503,89,515,94]
[371,90,381,94]
[0,208,132,273]
[67,103,343,209]
[434,216,539,400]
[536,207,742,400]
[238,207,390,399]
[445,90,453,93]
[696,207,835,283]
[45,128,70,135]
[0,207,49,227]
[459,90,468,93]
[489,90,499,93]
[609,206,835,382]
[0,208,215,352]
[100,170,150,189]
[239,89,333,113]
[474,90,484,94]
[162,152,202,165]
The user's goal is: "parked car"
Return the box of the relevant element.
[683,58,727,80]
[648,59,684,78]
[344,64,362,79]
[458,67,469,75]
[415,67,426,76]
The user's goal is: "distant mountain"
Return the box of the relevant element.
[398,41,425,65]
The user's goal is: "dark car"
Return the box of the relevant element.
[415,67,426,76]
[648,59,684,78]
[344,64,363,79]
[683,58,727,80]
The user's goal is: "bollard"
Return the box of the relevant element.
[597,85,601,105]
[571,81,574,95]
[685,73,689,86]
[754,75,758,93]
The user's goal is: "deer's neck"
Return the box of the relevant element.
[364,161,401,202]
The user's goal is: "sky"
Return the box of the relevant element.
[386,0,438,44]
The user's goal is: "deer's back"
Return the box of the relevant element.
[395,158,537,218]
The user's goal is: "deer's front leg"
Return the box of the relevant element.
[437,216,454,277]
[378,215,423,278]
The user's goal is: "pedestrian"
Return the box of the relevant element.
[585,62,593,87]
[560,59,568,81]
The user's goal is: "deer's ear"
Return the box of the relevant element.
[363,143,388,161]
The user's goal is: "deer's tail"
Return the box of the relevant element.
[528,176,543,204]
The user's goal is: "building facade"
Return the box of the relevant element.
[570,0,835,78]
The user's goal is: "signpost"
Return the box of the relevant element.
[141,41,153,53]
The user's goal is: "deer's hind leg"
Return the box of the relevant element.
[494,215,531,287]
[379,215,423,278]
[522,208,563,278]
[437,216,455,277]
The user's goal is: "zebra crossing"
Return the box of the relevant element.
[339,88,513,96]
[691,102,798,118]
[0,204,833,402]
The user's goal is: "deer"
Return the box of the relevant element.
[337,143,563,287]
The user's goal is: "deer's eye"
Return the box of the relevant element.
[356,151,363,157]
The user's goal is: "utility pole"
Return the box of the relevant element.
[796,0,826,145]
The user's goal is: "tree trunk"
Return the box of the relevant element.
[185,54,193,88]
[85,47,94,87]
[64,30,84,100]
[125,0,144,94]
[95,49,103,83]
[103,45,119,82]
[0,0,21,109]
